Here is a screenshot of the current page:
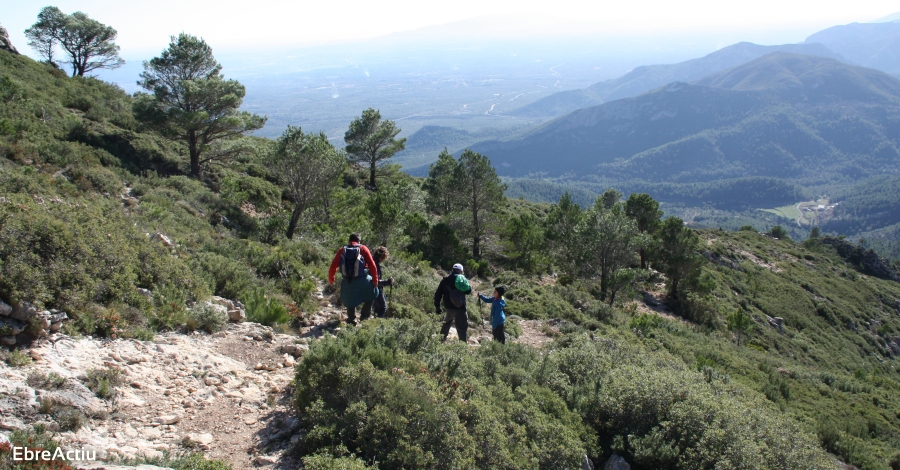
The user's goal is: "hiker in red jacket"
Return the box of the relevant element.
[328,233,379,325]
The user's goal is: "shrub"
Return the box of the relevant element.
[84,366,123,399]
[186,303,226,333]
[243,288,291,326]
[3,425,66,467]
[1,348,32,367]
[53,405,88,432]
[111,451,232,470]
[27,372,67,390]
[303,454,376,470]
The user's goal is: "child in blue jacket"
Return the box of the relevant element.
[478,285,507,344]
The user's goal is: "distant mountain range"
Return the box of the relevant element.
[804,20,900,76]
[506,18,900,120]
[468,53,900,186]
[508,42,842,118]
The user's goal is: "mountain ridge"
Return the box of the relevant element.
[508,42,842,118]
[469,53,900,185]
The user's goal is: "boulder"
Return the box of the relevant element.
[766,315,784,333]
[9,302,37,323]
[603,454,630,470]
[155,414,181,425]
[151,232,174,248]
[185,432,214,449]
[282,343,308,358]
[228,309,246,323]
[0,299,11,316]
[582,454,595,470]
[209,296,246,323]
[136,288,153,299]
[0,24,18,55]
[0,336,15,346]
[253,455,278,466]
[0,318,26,336]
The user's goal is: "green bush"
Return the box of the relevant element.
[293,321,590,469]
[243,288,291,326]
[186,303,227,333]
[303,454,376,470]
[1,348,32,367]
[111,451,232,470]
[84,366,123,399]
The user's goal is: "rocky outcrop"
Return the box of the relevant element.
[1,300,69,346]
[602,454,631,470]
[821,236,900,282]
[0,23,19,55]
[206,296,246,323]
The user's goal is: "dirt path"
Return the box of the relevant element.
[1,287,559,470]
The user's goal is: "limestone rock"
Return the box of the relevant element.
[282,342,309,358]
[136,288,153,299]
[0,318,26,336]
[603,454,630,470]
[155,414,180,425]
[582,454,595,470]
[253,455,278,466]
[0,24,18,55]
[765,315,784,333]
[9,302,37,323]
[0,299,11,316]
[151,232,174,248]
[186,432,214,449]
[0,336,15,346]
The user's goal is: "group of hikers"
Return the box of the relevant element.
[327,233,508,343]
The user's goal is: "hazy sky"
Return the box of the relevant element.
[4,0,899,58]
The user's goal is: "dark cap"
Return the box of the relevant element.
[495,285,507,297]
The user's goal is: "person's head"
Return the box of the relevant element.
[494,285,507,299]
[452,263,464,274]
[374,246,390,262]
[348,233,360,244]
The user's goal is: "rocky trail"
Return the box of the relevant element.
[0,289,558,470]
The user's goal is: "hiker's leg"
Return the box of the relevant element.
[373,293,386,318]
[456,309,469,342]
[346,306,357,324]
[359,301,373,321]
[440,310,454,339]
[493,323,505,344]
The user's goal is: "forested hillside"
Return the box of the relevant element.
[4,41,900,470]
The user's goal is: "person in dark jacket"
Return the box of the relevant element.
[434,263,471,342]
[372,246,394,318]
[478,285,507,344]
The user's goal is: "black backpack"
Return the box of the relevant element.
[341,245,367,282]
[447,277,467,308]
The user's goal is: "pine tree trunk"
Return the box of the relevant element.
[369,161,377,189]
[189,132,201,178]
[286,204,303,240]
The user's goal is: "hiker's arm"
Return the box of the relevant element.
[360,246,379,286]
[327,247,343,284]
[434,279,444,312]
[478,294,494,303]
[378,278,393,287]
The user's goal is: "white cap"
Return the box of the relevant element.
[452,263,464,271]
